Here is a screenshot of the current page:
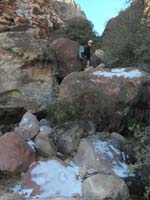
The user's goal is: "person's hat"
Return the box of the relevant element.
[88,40,93,44]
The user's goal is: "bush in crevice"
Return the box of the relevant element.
[47,98,84,125]
[47,94,112,131]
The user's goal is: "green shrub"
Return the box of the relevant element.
[47,98,84,124]
[101,2,150,71]
[47,93,110,130]
[128,124,150,199]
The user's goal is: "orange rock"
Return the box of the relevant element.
[14,16,21,24]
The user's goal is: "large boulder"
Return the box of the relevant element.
[0,32,59,125]
[0,132,36,173]
[15,112,40,139]
[50,38,82,80]
[59,68,150,132]
[91,49,105,68]
[82,174,129,200]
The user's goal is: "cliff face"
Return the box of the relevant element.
[102,0,149,35]
[0,0,85,38]
[0,0,64,37]
[54,0,86,21]
[0,0,85,127]
[102,0,145,36]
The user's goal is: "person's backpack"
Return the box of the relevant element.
[79,45,85,60]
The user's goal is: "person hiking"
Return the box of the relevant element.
[79,39,93,70]
[84,39,93,69]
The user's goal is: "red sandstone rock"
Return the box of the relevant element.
[50,38,82,79]
[0,132,36,173]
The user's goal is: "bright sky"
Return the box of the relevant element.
[74,0,131,35]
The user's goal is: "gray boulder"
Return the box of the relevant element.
[52,121,95,155]
[34,126,57,157]
[82,174,129,200]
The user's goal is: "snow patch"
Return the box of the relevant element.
[28,123,33,128]
[21,188,33,198]
[26,139,36,151]
[22,160,81,198]
[94,140,134,177]
[40,126,47,131]
[95,141,114,158]
[12,184,21,193]
[113,160,129,177]
[93,68,142,78]
[22,117,28,123]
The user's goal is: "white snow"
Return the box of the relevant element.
[87,168,98,175]
[112,160,129,177]
[26,139,36,151]
[94,140,134,177]
[40,126,47,131]
[28,123,33,128]
[22,117,28,123]
[109,144,120,155]
[95,140,114,158]
[12,184,21,193]
[93,68,142,78]
[13,184,33,198]
[21,188,33,198]
[22,159,81,198]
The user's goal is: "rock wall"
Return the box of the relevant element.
[54,0,86,22]
[0,31,59,125]
[0,0,85,128]
[0,0,64,38]
[102,0,148,36]
[0,0,86,38]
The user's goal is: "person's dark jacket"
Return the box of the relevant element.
[84,45,91,60]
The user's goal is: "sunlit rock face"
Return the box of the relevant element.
[0,31,59,125]
[54,0,86,21]
[0,0,64,38]
[59,68,150,132]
